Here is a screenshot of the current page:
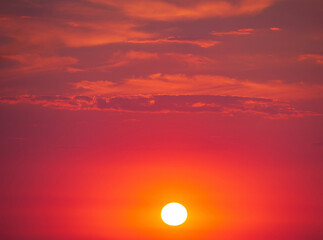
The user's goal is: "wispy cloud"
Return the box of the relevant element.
[0,17,153,51]
[164,53,216,66]
[94,51,159,70]
[211,27,282,36]
[269,27,282,31]
[2,54,79,72]
[128,37,220,48]
[89,0,277,21]
[0,95,317,119]
[211,28,254,36]
[298,54,323,65]
[92,51,215,71]
[73,74,323,100]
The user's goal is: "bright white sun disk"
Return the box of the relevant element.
[161,202,187,226]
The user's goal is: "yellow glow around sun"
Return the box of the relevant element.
[161,203,187,226]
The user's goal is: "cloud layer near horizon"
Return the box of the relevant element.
[73,73,323,100]
[1,94,318,119]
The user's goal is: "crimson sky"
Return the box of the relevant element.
[0,0,323,239]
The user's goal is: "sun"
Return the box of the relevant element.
[161,202,187,226]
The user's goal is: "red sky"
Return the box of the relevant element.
[0,0,323,239]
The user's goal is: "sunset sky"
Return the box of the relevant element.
[0,0,323,239]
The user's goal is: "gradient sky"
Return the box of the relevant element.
[0,0,323,239]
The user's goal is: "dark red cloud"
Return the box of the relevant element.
[88,0,278,21]
[299,54,323,65]
[72,74,323,100]
[0,94,318,119]
[211,28,255,36]
[128,37,220,48]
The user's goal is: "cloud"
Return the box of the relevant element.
[95,51,159,70]
[0,1,223,52]
[211,27,283,36]
[2,54,79,72]
[73,74,323,100]
[65,67,86,73]
[1,15,218,54]
[0,16,153,51]
[270,27,282,31]
[211,28,254,36]
[0,95,94,110]
[0,95,318,119]
[298,54,323,65]
[89,0,277,21]
[128,37,220,48]
[93,51,215,71]
[164,53,216,66]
